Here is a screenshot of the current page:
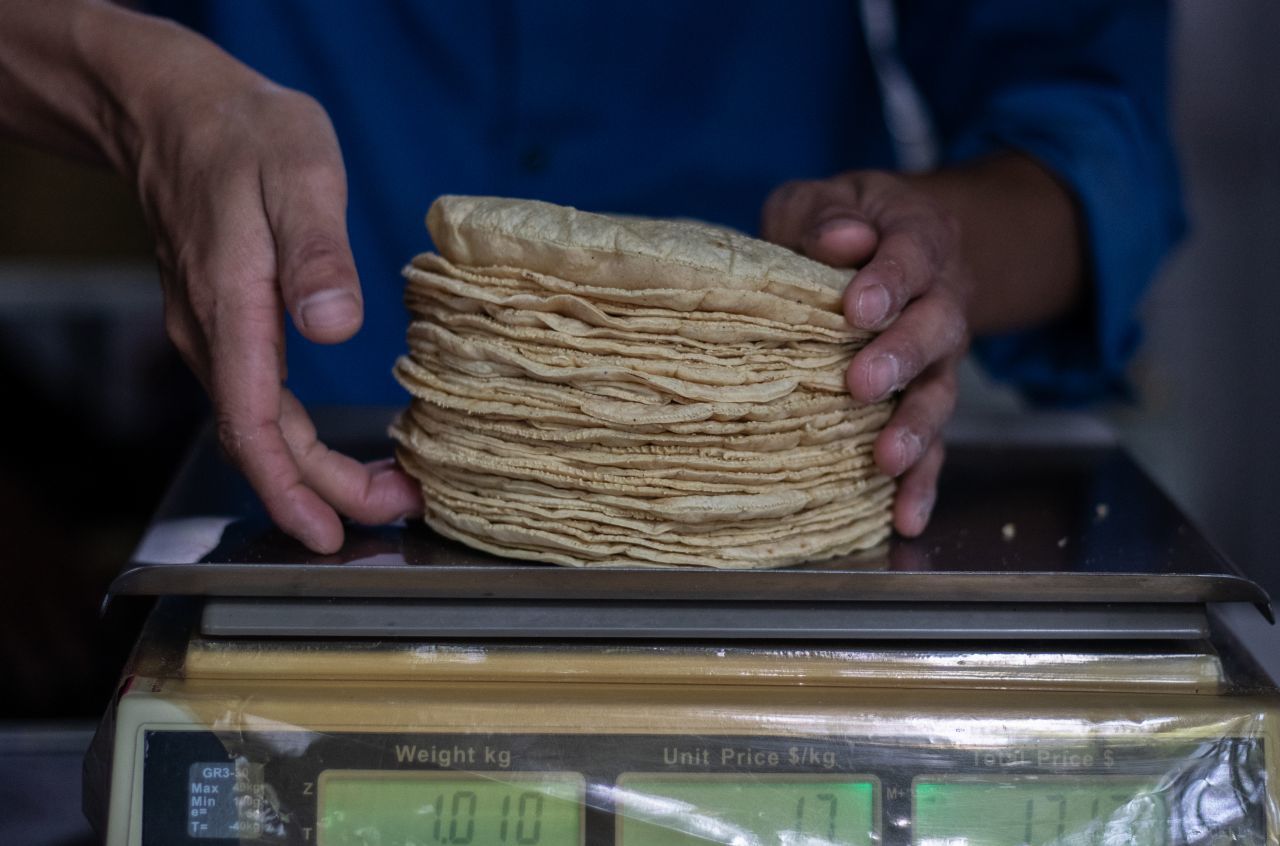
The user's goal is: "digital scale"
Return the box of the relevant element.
[86,409,1280,845]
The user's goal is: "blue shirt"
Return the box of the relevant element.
[150,1,1182,406]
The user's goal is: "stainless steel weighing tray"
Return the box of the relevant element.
[107,408,1272,640]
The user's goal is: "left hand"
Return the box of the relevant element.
[761,171,972,536]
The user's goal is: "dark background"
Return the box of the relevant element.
[0,2,1277,720]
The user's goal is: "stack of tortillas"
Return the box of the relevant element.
[391,196,894,568]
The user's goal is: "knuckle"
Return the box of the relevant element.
[875,255,909,293]
[289,154,345,192]
[290,232,349,271]
[283,234,357,296]
[251,85,330,126]
[891,204,958,281]
[287,91,334,127]
[215,411,274,467]
[296,434,328,466]
[215,283,281,324]
[904,227,946,279]
[215,414,247,462]
[889,338,924,381]
[922,291,969,355]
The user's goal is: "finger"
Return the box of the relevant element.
[873,360,957,478]
[846,289,968,403]
[214,378,345,553]
[842,217,954,330]
[760,180,812,248]
[206,190,345,553]
[277,392,424,524]
[261,101,363,345]
[161,293,212,388]
[803,217,878,269]
[760,179,879,268]
[212,322,344,553]
[894,437,945,537]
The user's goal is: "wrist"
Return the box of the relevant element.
[904,155,1084,334]
[71,1,266,177]
[64,0,140,171]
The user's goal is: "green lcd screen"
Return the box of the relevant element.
[317,771,584,846]
[913,778,1167,846]
[616,774,877,846]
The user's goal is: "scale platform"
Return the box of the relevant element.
[110,408,1270,640]
[89,409,1280,846]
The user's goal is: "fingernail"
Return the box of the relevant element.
[299,290,360,332]
[865,353,901,400]
[897,430,924,472]
[855,283,891,327]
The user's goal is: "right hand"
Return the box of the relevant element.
[761,171,972,537]
[131,44,420,552]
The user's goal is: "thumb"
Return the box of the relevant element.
[268,164,363,345]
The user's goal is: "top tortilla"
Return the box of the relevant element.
[427,195,852,312]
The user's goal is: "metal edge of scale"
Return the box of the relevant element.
[197,597,1215,640]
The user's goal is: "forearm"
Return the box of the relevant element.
[908,154,1086,335]
[0,1,130,166]
[0,0,257,175]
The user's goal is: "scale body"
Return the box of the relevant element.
[89,410,1280,845]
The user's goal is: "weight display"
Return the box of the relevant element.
[615,775,877,846]
[316,771,584,846]
[913,778,1166,846]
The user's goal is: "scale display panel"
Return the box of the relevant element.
[131,729,1271,846]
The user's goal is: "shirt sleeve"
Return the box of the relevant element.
[896,0,1185,405]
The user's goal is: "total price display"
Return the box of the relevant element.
[615,774,877,846]
[914,778,1167,846]
[316,771,584,846]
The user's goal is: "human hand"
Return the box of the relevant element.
[761,171,972,536]
[130,48,420,552]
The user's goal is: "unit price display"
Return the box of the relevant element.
[616,775,877,846]
[317,771,584,846]
[914,779,1166,846]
